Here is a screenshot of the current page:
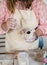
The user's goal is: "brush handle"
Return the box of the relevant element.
[39,37,44,49]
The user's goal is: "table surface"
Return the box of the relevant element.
[0,34,47,65]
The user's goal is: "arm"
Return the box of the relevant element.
[0,1,9,33]
[32,0,47,36]
[0,1,12,32]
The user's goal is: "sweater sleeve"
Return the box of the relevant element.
[32,0,47,35]
[0,1,12,34]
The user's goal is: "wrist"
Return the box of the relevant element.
[36,28,43,36]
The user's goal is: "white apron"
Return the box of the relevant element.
[5,9,39,52]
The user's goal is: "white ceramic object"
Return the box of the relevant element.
[18,52,29,65]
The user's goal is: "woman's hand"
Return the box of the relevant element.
[1,22,8,32]
[35,28,43,36]
[1,18,16,32]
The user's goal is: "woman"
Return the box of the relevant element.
[0,0,33,34]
